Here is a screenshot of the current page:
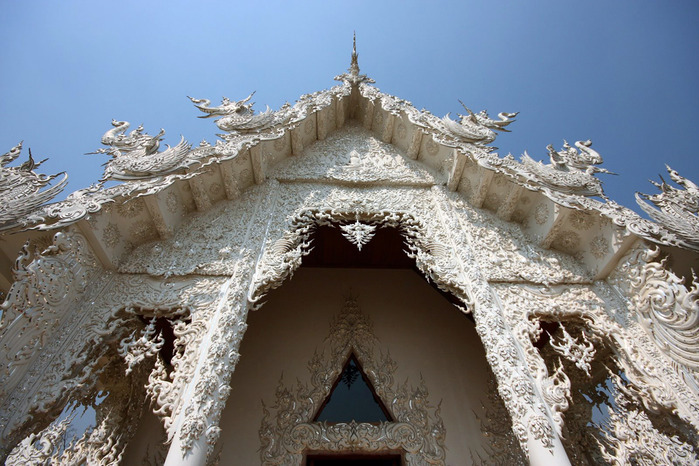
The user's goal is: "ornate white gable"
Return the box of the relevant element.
[0,38,698,465]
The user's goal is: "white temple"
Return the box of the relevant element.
[0,39,698,465]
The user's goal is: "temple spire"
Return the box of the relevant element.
[334,32,375,85]
[349,31,360,77]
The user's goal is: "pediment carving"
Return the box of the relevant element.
[273,123,439,186]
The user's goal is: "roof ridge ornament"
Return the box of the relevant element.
[90,120,193,181]
[438,101,518,146]
[636,166,699,250]
[334,32,375,85]
[188,92,283,134]
[0,142,68,232]
[519,139,614,199]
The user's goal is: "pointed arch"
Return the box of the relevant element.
[245,181,565,456]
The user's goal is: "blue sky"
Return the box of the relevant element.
[1,1,698,213]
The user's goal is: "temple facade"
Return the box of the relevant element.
[0,41,698,465]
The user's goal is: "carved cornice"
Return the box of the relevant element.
[0,57,694,264]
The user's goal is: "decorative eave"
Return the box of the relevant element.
[0,39,697,292]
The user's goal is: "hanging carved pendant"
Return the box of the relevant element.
[340,218,376,251]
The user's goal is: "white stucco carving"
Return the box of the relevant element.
[259,296,446,465]
[0,142,68,231]
[636,166,699,250]
[92,120,195,181]
[0,39,698,465]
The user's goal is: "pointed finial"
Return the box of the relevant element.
[350,31,360,76]
[334,32,375,85]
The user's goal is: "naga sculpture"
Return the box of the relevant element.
[189,92,279,133]
[519,140,613,198]
[636,166,699,250]
[93,120,192,181]
[0,142,67,231]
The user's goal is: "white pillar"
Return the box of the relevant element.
[163,276,248,466]
[164,430,208,466]
[528,429,571,466]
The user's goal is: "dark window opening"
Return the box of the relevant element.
[313,354,393,423]
[302,224,473,323]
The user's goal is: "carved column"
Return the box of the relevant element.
[429,187,571,465]
[164,275,250,466]
[164,181,280,465]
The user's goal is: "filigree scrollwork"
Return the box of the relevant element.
[146,311,205,432]
[0,231,95,401]
[6,356,153,466]
[593,392,699,465]
[613,246,699,372]
[636,166,699,251]
[117,316,164,375]
[500,281,699,464]
[248,209,325,306]
[0,142,68,232]
[471,374,527,465]
[4,413,75,465]
[548,324,596,376]
[260,296,446,465]
[3,302,194,464]
[92,120,194,181]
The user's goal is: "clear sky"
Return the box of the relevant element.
[1,1,698,213]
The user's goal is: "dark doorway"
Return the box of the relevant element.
[306,454,402,465]
[301,225,472,321]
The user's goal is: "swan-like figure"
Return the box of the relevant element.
[440,102,518,145]
[93,121,192,181]
[0,143,68,231]
[189,93,278,133]
[189,92,255,118]
[98,120,165,155]
[520,140,612,198]
[103,136,192,181]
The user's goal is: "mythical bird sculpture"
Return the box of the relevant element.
[93,121,192,181]
[98,120,165,155]
[636,166,699,250]
[520,140,613,198]
[189,92,278,133]
[440,102,518,145]
[0,143,68,231]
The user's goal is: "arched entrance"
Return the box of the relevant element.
[215,223,524,464]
